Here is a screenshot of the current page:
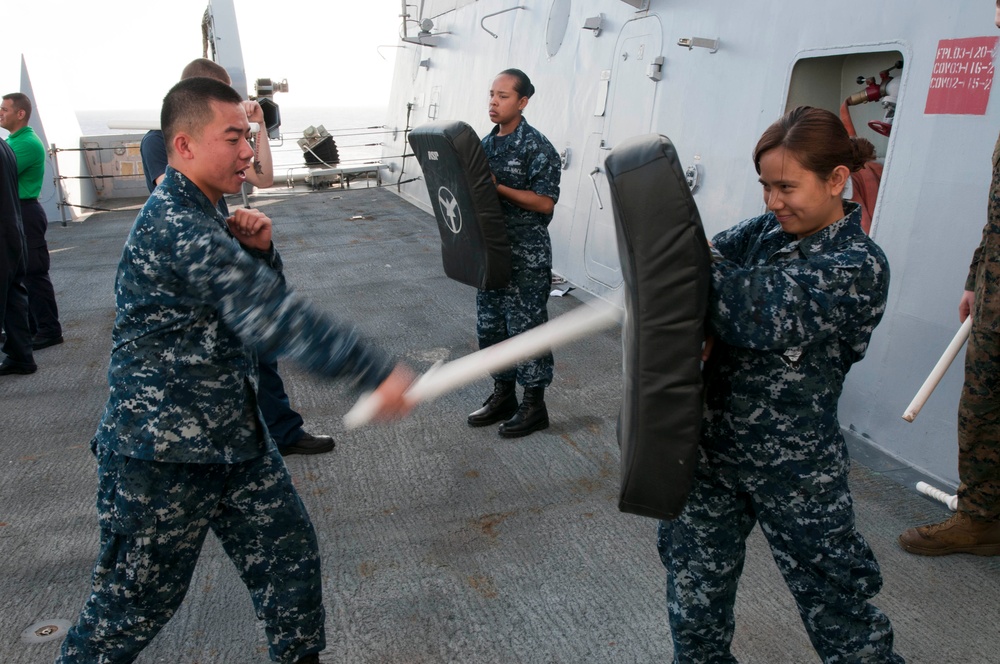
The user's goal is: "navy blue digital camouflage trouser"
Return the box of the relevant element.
[476,224,553,388]
[657,443,903,663]
[58,445,324,663]
[258,356,306,448]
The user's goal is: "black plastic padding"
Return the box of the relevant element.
[605,134,711,521]
[408,121,511,290]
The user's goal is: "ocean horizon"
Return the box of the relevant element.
[76,105,392,171]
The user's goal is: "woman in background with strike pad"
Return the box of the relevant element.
[467,68,561,438]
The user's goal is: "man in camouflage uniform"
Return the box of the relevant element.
[898,1,1000,556]
[58,77,412,664]
[468,69,561,438]
[140,58,335,458]
[658,200,903,662]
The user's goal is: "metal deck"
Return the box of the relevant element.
[1,187,997,663]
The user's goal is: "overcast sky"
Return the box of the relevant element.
[0,0,402,113]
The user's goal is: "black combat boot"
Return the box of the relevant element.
[498,386,549,438]
[468,380,519,427]
[294,653,320,664]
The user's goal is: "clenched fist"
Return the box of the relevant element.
[226,207,273,251]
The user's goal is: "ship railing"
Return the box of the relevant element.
[47,138,421,219]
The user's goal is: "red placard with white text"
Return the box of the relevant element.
[925,36,999,115]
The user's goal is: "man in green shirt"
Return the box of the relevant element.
[0,92,62,349]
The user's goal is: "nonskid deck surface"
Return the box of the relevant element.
[1,187,997,663]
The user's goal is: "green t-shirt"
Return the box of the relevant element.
[6,126,45,199]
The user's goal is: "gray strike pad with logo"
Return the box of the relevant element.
[408,121,511,290]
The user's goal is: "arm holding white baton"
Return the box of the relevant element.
[363,365,418,422]
[345,302,621,429]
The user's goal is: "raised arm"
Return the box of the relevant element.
[242,100,274,189]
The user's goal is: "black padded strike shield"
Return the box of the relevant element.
[408,121,511,290]
[605,134,711,520]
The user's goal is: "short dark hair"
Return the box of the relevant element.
[161,77,243,155]
[498,68,535,99]
[180,58,231,84]
[2,92,32,121]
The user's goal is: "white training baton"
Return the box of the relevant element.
[902,316,973,422]
[916,481,958,511]
[343,301,622,429]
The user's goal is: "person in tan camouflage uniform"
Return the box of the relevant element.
[897,1,1000,557]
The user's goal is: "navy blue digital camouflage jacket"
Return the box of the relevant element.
[481,116,561,229]
[705,202,889,433]
[94,167,394,464]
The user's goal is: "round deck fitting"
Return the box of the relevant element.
[21,619,72,644]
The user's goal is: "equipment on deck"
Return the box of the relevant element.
[298,125,340,167]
